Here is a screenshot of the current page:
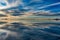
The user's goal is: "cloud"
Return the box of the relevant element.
[38,2,60,9]
[0,0,21,10]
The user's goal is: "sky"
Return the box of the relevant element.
[0,0,60,14]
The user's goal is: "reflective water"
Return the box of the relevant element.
[0,13,60,40]
[0,0,60,40]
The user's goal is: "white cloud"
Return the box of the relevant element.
[0,0,21,10]
[38,2,60,9]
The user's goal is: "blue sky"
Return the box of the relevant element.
[21,0,60,12]
[0,0,60,13]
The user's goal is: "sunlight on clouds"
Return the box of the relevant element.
[0,0,20,10]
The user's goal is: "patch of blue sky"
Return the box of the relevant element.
[22,0,32,5]
[0,2,7,6]
[7,0,16,3]
[51,9,60,13]
[43,0,60,5]
[42,4,60,12]
[22,0,44,8]
[22,0,60,7]
[27,2,44,8]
